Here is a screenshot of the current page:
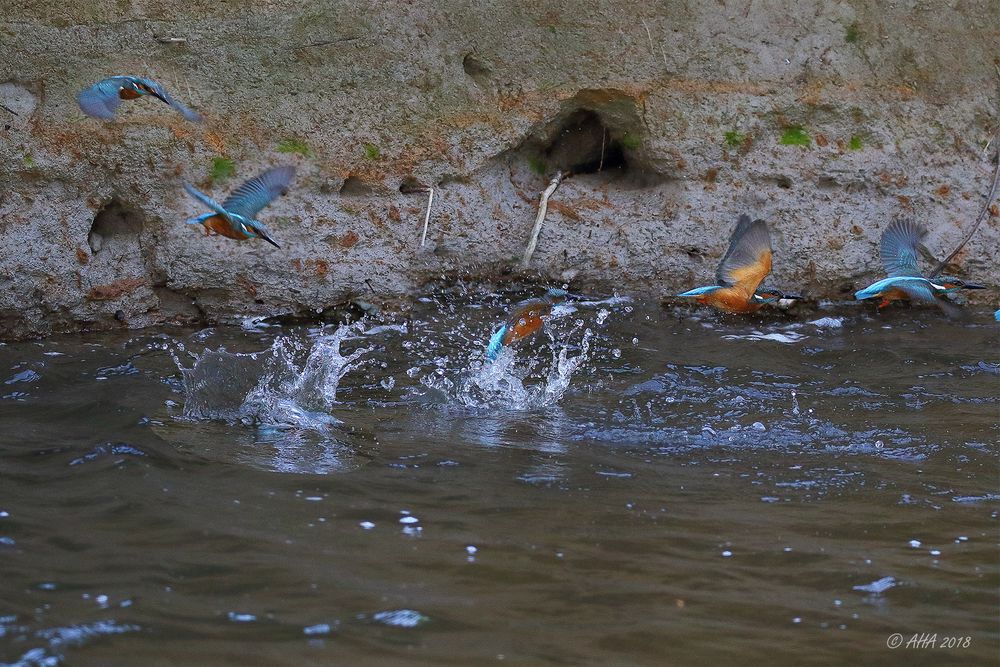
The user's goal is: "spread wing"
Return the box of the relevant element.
[134,77,202,122]
[183,182,231,219]
[77,78,127,119]
[715,215,772,295]
[879,219,924,277]
[222,167,296,219]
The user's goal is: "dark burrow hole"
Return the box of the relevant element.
[462,54,491,86]
[518,91,663,189]
[88,198,143,253]
[340,175,372,196]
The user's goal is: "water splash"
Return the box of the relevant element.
[177,323,371,431]
[421,325,595,411]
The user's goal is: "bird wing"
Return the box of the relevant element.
[77,78,126,119]
[486,326,508,361]
[183,182,232,219]
[134,77,202,122]
[715,215,772,296]
[222,167,296,219]
[677,286,722,297]
[879,219,925,277]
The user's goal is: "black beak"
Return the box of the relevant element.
[781,293,804,300]
[258,232,281,249]
[962,282,986,290]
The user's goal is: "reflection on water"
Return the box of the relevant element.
[0,287,997,664]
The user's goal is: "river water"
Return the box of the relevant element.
[1,287,997,665]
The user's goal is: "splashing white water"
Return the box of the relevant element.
[177,323,371,431]
[421,325,594,411]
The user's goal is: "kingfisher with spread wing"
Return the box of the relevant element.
[183,166,295,248]
[677,214,800,314]
[854,219,985,315]
[78,76,202,122]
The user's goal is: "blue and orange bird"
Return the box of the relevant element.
[854,219,985,316]
[183,166,295,248]
[486,288,568,361]
[78,76,202,122]
[677,214,799,314]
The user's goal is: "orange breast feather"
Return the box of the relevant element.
[502,303,551,346]
[202,215,246,240]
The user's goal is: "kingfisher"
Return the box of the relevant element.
[78,76,202,122]
[486,288,568,361]
[677,214,801,313]
[183,166,295,248]
[854,219,984,315]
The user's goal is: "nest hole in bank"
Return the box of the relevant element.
[516,89,663,189]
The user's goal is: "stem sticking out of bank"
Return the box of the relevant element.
[521,171,563,268]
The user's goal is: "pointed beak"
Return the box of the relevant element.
[781,293,804,300]
[259,232,281,249]
[962,282,986,290]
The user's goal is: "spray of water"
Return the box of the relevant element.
[176,323,371,431]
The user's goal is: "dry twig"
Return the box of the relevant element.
[521,171,563,268]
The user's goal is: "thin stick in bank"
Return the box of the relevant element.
[522,171,563,268]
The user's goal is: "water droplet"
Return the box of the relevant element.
[611,348,621,359]
[721,550,733,557]
[909,539,921,548]
[359,521,375,530]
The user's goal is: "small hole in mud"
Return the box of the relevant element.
[340,175,372,196]
[88,198,143,253]
[462,54,491,86]
[399,176,427,194]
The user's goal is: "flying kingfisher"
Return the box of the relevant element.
[78,76,202,122]
[854,219,985,315]
[486,288,568,361]
[183,166,295,248]
[676,214,801,313]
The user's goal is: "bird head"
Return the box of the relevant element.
[752,288,801,304]
[240,220,281,248]
[930,276,985,293]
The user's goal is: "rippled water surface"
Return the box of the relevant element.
[1,288,998,664]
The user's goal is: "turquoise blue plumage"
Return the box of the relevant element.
[184,166,295,248]
[78,76,201,122]
[855,219,985,313]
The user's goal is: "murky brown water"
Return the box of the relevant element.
[1,288,998,665]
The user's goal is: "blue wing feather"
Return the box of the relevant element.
[677,285,722,297]
[184,182,232,219]
[222,167,296,219]
[854,276,936,303]
[486,326,507,361]
[77,78,126,119]
[879,219,924,277]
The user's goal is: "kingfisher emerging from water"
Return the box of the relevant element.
[854,219,985,316]
[486,288,568,361]
[677,214,800,314]
[78,76,202,122]
[183,166,295,248]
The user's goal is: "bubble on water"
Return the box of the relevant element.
[359,521,375,530]
[596,308,610,325]
[227,612,256,623]
[304,623,332,636]
[372,609,429,628]
[751,421,766,431]
[721,550,733,557]
[399,516,419,524]
[632,337,638,345]
[929,549,941,556]
[611,348,621,359]
[908,539,921,548]
[380,376,395,390]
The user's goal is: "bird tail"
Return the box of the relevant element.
[677,286,720,298]
[485,326,508,361]
[186,213,215,225]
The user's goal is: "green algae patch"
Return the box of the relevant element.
[780,127,811,146]
[845,22,860,43]
[620,133,641,150]
[724,130,746,148]
[277,138,313,157]
[848,135,864,151]
[363,143,381,160]
[209,157,235,182]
